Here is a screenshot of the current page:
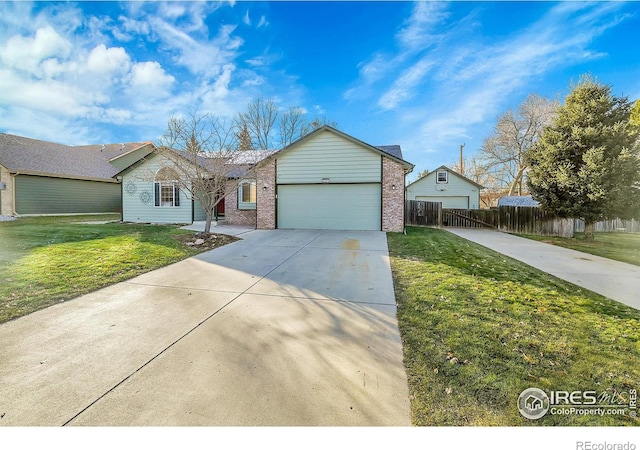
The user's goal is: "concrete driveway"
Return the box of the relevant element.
[446,228,640,310]
[0,229,410,426]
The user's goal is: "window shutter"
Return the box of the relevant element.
[154,183,160,206]
[174,186,180,206]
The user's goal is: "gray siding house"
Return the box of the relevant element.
[119,126,414,232]
[406,165,484,209]
[0,133,154,216]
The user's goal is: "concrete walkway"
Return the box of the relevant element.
[0,230,410,426]
[446,228,640,310]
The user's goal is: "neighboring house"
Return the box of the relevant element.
[118,126,414,232]
[406,165,484,209]
[0,133,154,216]
[497,195,539,207]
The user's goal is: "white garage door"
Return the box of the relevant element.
[416,196,469,209]
[277,184,381,230]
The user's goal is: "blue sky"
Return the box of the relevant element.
[1,1,638,176]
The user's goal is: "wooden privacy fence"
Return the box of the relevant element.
[406,200,640,237]
[573,218,640,233]
[404,199,441,227]
[405,200,574,237]
[497,206,574,237]
[442,208,499,228]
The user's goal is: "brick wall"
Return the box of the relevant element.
[256,159,276,229]
[382,158,405,232]
[224,180,257,226]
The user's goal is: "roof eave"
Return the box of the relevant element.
[9,169,119,183]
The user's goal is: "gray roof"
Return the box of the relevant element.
[498,195,540,207]
[0,133,148,181]
[171,149,257,179]
[376,145,403,160]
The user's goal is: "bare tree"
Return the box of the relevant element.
[235,98,279,150]
[279,107,309,147]
[156,112,263,234]
[236,97,338,150]
[414,169,429,181]
[479,94,559,196]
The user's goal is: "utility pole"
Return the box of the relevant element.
[459,143,465,175]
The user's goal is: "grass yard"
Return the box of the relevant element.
[388,226,639,426]
[519,232,640,267]
[0,215,210,324]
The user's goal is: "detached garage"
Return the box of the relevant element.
[228,126,414,232]
[406,165,484,210]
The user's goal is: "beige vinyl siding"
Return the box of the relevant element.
[121,155,192,223]
[0,164,14,216]
[14,175,120,215]
[0,166,5,216]
[407,170,480,209]
[277,131,381,184]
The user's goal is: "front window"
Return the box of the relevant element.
[154,167,181,207]
[436,171,448,184]
[238,180,257,210]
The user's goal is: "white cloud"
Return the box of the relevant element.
[149,17,242,78]
[0,26,71,75]
[348,1,632,170]
[113,15,151,41]
[129,61,175,97]
[345,2,448,103]
[378,58,435,110]
[397,2,449,50]
[86,44,131,76]
[257,16,269,28]
[243,10,251,26]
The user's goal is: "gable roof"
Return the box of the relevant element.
[0,133,150,182]
[406,165,485,189]
[113,146,266,180]
[271,125,414,171]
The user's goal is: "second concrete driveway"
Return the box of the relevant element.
[0,229,410,426]
[447,228,640,310]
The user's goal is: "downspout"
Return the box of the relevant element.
[11,171,18,216]
[119,177,124,222]
[403,170,407,235]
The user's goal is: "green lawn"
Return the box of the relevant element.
[519,232,640,267]
[387,227,639,426]
[0,215,203,324]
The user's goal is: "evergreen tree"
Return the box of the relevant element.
[526,76,640,241]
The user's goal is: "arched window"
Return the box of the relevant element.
[154,167,181,207]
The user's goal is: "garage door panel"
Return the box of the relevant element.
[278,184,381,230]
[416,196,469,209]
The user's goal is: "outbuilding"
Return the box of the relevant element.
[406,165,483,209]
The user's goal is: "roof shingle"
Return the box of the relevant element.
[0,133,148,181]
